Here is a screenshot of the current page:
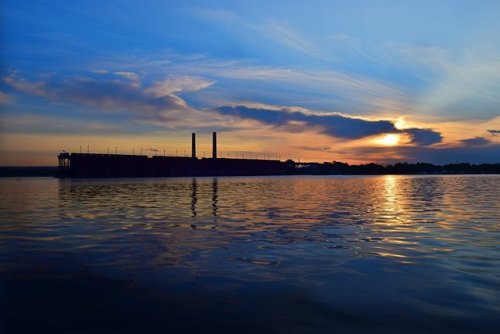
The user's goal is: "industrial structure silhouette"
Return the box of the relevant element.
[57,132,291,177]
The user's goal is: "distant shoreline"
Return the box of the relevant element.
[1,164,499,177]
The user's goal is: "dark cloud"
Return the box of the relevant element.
[403,128,442,146]
[217,105,397,139]
[407,145,500,164]
[459,137,492,147]
[4,73,189,117]
[350,143,500,164]
[295,146,332,152]
[60,78,189,121]
[3,73,226,128]
[217,105,443,145]
[488,129,500,136]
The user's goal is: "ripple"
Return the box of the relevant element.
[1,175,499,331]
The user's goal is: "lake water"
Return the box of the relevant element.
[1,175,499,333]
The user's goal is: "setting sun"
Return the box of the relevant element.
[377,134,400,146]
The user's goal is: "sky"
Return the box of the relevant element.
[1,0,499,165]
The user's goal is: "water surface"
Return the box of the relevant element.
[1,175,499,333]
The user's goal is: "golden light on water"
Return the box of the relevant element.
[376,134,400,146]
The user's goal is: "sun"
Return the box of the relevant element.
[377,134,400,146]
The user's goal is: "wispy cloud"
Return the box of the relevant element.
[80,50,415,116]
[146,76,215,97]
[258,20,328,59]
[113,71,140,88]
[381,43,500,119]
[190,8,328,59]
[91,69,109,74]
[3,73,52,98]
[168,59,411,115]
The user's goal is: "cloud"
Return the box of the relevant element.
[487,129,500,136]
[259,20,328,59]
[295,145,332,152]
[349,143,500,164]
[386,43,500,119]
[174,61,410,115]
[113,71,140,87]
[89,45,500,123]
[403,128,442,146]
[85,49,415,116]
[91,69,109,74]
[328,33,379,63]
[216,105,446,146]
[61,77,189,118]
[217,105,396,139]
[459,137,492,146]
[419,144,500,164]
[3,73,52,98]
[190,8,328,59]
[3,72,222,128]
[146,76,215,97]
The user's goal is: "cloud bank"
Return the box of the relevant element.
[2,72,221,128]
[216,105,442,145]
[351,143,500,165]
[459,137,493,147]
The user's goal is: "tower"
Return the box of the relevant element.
[192,133,196,158]
[212,132,217,159]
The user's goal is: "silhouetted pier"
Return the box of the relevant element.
[57,132,293,178]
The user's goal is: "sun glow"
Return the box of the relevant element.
[377,134,400,146]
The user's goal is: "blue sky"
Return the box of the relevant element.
[1,0,499,165]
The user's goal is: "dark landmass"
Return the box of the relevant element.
[1,162,499,177]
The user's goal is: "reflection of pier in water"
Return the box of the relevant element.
[57,178,220,222]
[191,179,197,217]
[212,178,218,217]
[190,178,218,218]
[55,177,227,269]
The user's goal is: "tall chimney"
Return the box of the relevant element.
[191,133,196,158]
[212,132,217,159]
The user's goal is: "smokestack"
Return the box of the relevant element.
[212,132,217,159]
[192,133,196,158]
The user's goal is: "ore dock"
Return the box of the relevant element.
[57,132,294,178]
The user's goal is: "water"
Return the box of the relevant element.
[1,175,499,333]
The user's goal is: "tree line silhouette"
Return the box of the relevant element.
[294,161,500,175]
[0,162,499,177]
